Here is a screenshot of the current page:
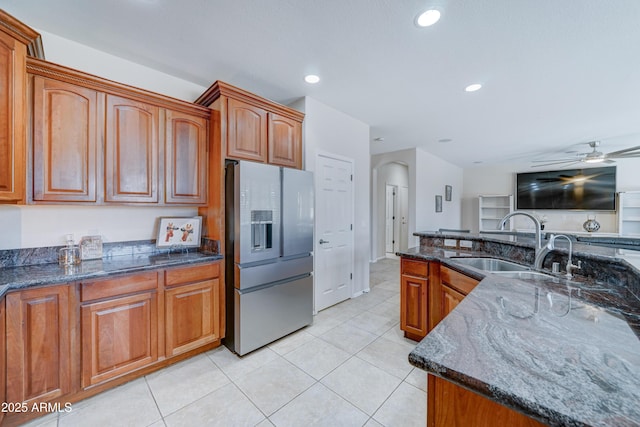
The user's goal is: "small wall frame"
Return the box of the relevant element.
[445,185,452,201]
[435,195,443,212]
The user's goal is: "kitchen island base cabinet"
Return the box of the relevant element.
[400,258,430,341]
[5,285,74,405]
[428,375,546,427]
[435,266,480,327]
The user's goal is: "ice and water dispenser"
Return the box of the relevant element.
[251,210,273,251]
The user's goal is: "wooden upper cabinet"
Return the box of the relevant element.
[105,94,159,203]
[268,112,302,169]
[0,10,43,204]
[5,285,73,404]
[165,110,208,204]
[226,97,268,162]
[195,81,304,169]
[0,30,27,203]
[32,77,98,202]
[27,58,210,206]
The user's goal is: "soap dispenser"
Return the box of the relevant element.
[59,234,81,265]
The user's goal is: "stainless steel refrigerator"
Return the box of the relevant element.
[224,160,314,355]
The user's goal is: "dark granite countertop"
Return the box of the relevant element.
[402,235,640,427]
[0,252,223,298]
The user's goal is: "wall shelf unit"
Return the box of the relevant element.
[618,191,640,236]
[479,195,514,232]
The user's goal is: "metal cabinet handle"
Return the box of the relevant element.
[319,239,330,244]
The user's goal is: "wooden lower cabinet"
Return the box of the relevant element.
[428,375,546,427]
[1,299,5,426]
[434,266,480,327]
[5,285,74,404]
[400,257,430,341]
[80,272,159,388]
[81,290,159,387]
[164,262,222,356]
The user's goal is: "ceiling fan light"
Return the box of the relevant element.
[584,158,605,164]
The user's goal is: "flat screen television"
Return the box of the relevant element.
[516,166,616,211]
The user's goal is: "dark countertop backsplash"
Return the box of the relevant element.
[0,238,220,269]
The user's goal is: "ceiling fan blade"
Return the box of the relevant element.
[531,158,577,163]
[609,153,640,159]
[531,161,580,168]
[606,145,640,156]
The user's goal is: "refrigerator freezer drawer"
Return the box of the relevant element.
[234,274,313,356]
[236,255,313,290]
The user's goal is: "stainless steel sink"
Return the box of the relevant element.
[491,271,555,280]
[450,257,530,272]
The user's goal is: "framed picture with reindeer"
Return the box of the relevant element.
[156,216,202,248]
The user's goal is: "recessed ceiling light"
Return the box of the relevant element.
[465,83,482,92]
[415,9,441,27]
[304,74,320,84]
[438,138,452,143]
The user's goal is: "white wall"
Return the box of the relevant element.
[0,31,208,249]
[39,30,207,102]
[291,97,371,295]
[371,148,464,260]
[462,158,640,233]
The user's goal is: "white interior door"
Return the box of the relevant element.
[385,184,396,254]
[315,154,354,312]
[398,186,409,251]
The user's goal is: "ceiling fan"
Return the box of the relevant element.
[531,141,640,168]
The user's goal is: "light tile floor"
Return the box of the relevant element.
[22,257,427,427]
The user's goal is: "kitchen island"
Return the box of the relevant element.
[402,231,640,427]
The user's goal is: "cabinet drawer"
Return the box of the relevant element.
[81,271,158,302]
[401,258,428,278]
[440,267,479,296]
[165,262,220,287]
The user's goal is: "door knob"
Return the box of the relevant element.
[319,239,330,244]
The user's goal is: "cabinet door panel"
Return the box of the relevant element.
[0,31,26,202]
[165,110,208,204]
[82,291,158,387]
[430,375,546,427]
[105,95,158,203]
[226,98,267,162]
[268,113,301,169]
[32,77,97,201]
[165,278,220,356]
[441,284,465,320]
[6,286,71,403]
[400,274,428,339]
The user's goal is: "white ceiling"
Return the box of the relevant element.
[4,0,640,168]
